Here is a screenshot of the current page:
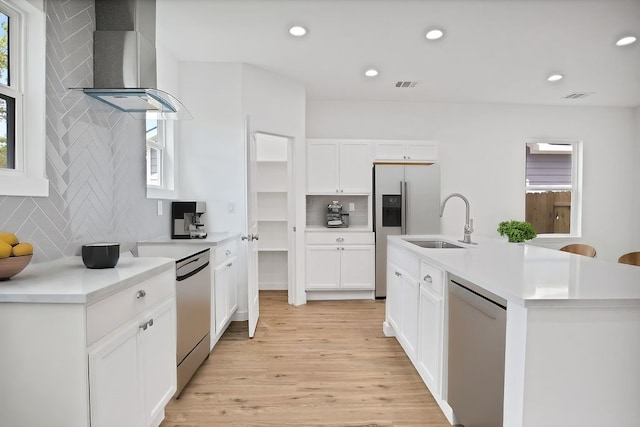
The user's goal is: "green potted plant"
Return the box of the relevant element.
[497,220,537,243]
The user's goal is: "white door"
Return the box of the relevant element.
[245,117,260,338]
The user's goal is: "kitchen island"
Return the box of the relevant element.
[0,256,176,427]
[386,235,640,427]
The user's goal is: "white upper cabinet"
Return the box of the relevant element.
[307,139,372,194]
[375,140,438,162]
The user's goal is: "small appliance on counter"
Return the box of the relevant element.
[326,201,349,228]
[81,243,120,269]
[172,201,208,239]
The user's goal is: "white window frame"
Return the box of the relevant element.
[525,139,583,239]
[0,0,47,197]
[146,117,178,200]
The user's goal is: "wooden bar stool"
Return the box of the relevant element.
[618,252,640,266]
[559,244,597,257]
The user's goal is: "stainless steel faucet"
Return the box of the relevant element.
[440,193,476,244]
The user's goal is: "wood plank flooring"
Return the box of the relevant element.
[161,291,451,427]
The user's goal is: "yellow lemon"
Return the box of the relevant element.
[12,242,33,257]
[0,241,11,258]
[0,232,19,246]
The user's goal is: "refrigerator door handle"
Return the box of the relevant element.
[401,180,407,234]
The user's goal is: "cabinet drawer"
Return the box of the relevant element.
[388,245,419,278]
[86,269,175,346]
[420,261,444,296]
[306,232,374,245]
[213,239,238,266]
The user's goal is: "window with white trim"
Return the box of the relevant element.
[146,116,177,199]
[0,0,47,196]
[525,140,582,237]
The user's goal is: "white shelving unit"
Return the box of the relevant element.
[255,133,293,290]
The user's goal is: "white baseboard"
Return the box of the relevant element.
[259,282,287,291]
[305,290,375,301]
[382,321,395,337]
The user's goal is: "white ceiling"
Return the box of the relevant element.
[156,0,640,108]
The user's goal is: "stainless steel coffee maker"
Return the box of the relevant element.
[172,201,208,239]
[327,201,349,228]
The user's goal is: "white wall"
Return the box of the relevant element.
[179,63,244,232]
[179,62,306,315]
[307,100,638,261]
[240,65,307,305]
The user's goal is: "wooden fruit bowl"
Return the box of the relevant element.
[0,254,33,280]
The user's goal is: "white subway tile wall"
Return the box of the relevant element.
[0,0,169,262]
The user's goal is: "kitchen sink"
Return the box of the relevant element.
[405,240,464,249]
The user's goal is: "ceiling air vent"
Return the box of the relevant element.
[395,81,418,88]
[563,92,594,99]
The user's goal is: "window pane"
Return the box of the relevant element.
[0,13,8,86]
[147,147,161,186]
[146,118,158,144]
[525,142,574,234]
[0,94,14,169]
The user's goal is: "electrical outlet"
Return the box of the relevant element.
[349,202,355,211]
[157,200,163,216]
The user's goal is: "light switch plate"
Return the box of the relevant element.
[157,200,163,216]
[349,202,355,211]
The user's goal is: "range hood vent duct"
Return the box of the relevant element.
[84,0,191,119]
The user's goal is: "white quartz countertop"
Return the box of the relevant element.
[0,256,174,304]
[138,232,240,245]
[137,232,241,260]
[390,235,640,307]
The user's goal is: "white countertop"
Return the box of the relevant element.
[137,232,241,260]
[139,232,240,245]
[0,256,174,304]
[390,235,640,307]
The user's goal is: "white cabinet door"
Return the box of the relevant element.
[418,284,443,396]
[386,263,403,332]
[89,323,144,427]
[339,141,372,193]
[340,245,375,289]
[400,274,420,362]
[305,245,341,289]
[375,142,405,161]
[307,141,339,193]
[226,256,238,316]
[141,300,176,427]
[214,262,229,335]
[405,142,438,161]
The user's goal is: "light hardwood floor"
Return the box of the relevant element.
[161,291,451,427]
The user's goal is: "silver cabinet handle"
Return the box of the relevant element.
[226,262,233,268]
[395,271,402,277]
[136,290,146,299]
[424,274,432,283]
[139,318,154,331]
[225,249,231,255]
[336,237,344,242]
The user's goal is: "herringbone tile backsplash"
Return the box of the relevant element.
[0,0,169,262]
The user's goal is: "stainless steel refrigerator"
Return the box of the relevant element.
[374,163,441,297]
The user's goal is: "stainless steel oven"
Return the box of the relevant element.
[175,248,211,397]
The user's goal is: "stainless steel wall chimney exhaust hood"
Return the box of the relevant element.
[84,0,192,120]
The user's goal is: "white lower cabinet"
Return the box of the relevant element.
[386,257,445,400]
[305,232,375,293]
[89,298,176,427]
[387,262,420,362]
[214,255,238,336]
[418,282,443,395]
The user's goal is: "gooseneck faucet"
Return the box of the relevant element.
[440,193,475,244]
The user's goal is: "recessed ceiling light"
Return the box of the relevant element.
[616,36,637,46]
[364,69,379,77]
[425,29,444,40]
[547,74,564,82]
[289,26,307,37]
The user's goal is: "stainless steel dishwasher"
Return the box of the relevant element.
[175,248,211,397]
[448,274,507,427]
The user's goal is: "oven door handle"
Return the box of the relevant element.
[177,261,209,281]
